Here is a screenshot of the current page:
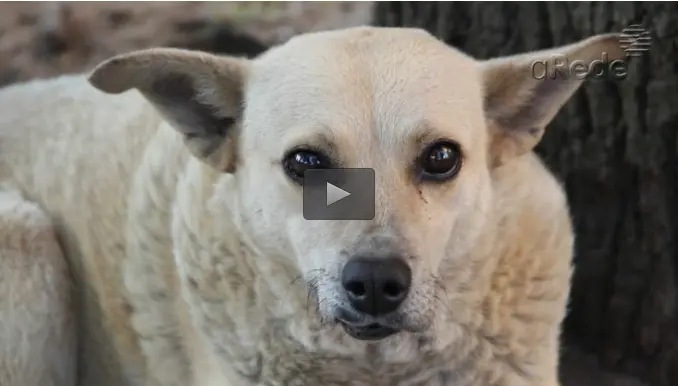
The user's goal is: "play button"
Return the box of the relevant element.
[302,168,375,220]
[326,182,351,206]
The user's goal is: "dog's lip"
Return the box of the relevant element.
[335,307,364,325]
[339,320,399,341]
[335,307,401,340]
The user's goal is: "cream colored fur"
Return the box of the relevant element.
[0,27,624,386]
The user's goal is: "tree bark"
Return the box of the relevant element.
[373,3,678,386]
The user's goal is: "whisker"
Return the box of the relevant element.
[431,274,448,295]
[305,277,319,316]
[288,268,324,287]
[429,274,455,317]
[289,274,305,287]
[278,268,325,314]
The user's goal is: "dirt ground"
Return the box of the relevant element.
[0,1,373,86]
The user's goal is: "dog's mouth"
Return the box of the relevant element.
[335,308,401,341]
[338,320,399,341]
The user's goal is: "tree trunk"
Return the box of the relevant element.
[373,3,678,386]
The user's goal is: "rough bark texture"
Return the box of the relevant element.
[373,3,678,386]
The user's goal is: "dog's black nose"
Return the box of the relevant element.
[341,258,412,316]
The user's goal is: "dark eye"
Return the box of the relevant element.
[417,140,463,181]
[282,149,331,183]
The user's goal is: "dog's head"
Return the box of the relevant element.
[89,27,623,342]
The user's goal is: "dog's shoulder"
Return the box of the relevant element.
[0,72,186,384]
[492,153,568,216]
[490,151,573,291]
[475,152,573,383]
[0,185,77,386]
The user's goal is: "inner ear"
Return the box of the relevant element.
[148,72,235,141]
[481,33,625,167]
[88,48,249,172]
[144,71,240,171]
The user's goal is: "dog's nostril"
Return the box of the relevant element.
[345,281,366,297]
[382,281,405,299]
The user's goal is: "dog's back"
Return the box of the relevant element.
[0,75,166,385]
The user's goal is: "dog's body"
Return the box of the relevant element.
[0,27,623,386]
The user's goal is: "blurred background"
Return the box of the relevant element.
[0,2,373,86]
[0,2,675,386]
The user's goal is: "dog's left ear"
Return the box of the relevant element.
[481,33,625,166]
[88,48,249,173]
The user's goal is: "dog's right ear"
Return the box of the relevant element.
[88,48,249,173]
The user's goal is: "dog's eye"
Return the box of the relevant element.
[282,149,331,183]
[418,140,463,181]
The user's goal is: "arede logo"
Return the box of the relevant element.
[531,24,651,82]
[619,24,652,57]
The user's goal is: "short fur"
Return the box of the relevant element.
[0,27,624,386]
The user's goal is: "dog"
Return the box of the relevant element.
[0,26,624,386]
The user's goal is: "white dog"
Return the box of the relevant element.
[0,26,624,386]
